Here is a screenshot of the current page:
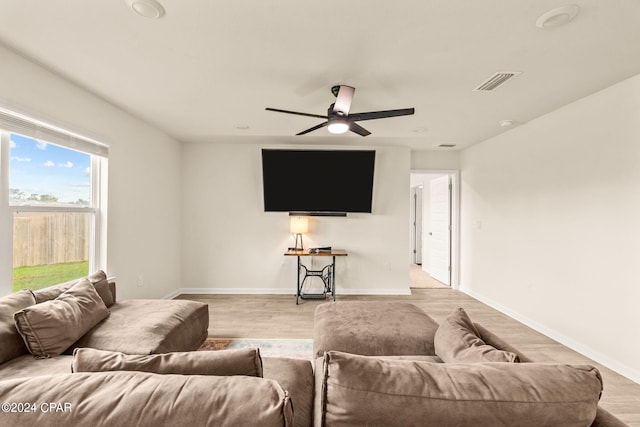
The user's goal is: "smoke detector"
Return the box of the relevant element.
[126,0,165,19]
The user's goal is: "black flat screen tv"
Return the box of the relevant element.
[261,149,375,214]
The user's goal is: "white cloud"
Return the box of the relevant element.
[84,167,91,176]
[9,140,16,149]
[11,156,32,162]
[43,160,55,167]
[36,141,48,150]
[60,161,73,168]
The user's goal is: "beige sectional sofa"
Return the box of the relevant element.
[0,272,209,380]
[0,273,313,427]
[313,301,628,427]
[0,279,629,426]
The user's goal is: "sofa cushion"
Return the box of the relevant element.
[0,354,73,381]
[317,351,602,427]
[72,347,263,377]
[313,353,443,426]
[434,307,519,363]
[0,290,36,364]
[14,279,110,357]
[314,301,439,357]
[32,270,114,307]
[70,299,208,354]
[0,372,293,427]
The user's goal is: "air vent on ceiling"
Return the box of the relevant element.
[438,144,456,148]
[474,72,521,91]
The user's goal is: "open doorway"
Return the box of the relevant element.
[410,171,458,289]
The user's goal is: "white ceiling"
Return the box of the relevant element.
[1,0,639,150]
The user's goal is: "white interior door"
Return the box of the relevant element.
[429,175,451,285]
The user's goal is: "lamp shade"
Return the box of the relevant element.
[290,216,309,234]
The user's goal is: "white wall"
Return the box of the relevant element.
[460,73,640,382]
[181,141,411,295]
[412,150,460,170]
[0,44,183,299]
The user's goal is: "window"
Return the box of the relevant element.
[0,107,108,293]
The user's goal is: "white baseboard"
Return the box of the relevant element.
[461,286,640,385]
[164,288,292,299]
[164,287,411,300]
[340,287,412,296]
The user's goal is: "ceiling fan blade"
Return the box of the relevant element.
[265,107,326,119]
[296,121,328,136]
[349,108,415,122]
[332,85,355,115]
[349,122,371,137]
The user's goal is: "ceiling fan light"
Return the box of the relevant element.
[328,116,349,134]
[328,121,349,134]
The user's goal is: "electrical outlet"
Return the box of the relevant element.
[137,274,144,287]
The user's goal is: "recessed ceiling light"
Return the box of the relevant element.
[234,124,250,130]
[126,0,165,19]
[536,5,579,29]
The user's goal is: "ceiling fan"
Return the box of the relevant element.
[265,85,415,137]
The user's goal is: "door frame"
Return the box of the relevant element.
[410,169,460,290]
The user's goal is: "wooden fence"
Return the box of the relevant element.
[13,212,89,268]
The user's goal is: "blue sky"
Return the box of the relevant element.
[9,133,91,204]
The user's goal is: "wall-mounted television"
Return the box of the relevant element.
[261,149,375,215]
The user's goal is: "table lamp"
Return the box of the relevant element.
[290,216,309,251]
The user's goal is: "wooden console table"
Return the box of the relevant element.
[284,249,348,304]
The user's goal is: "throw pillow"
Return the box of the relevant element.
[318,351,602,427]
[32,278,77,303]
[0,290,36,364]
[434,307,519,363]
[87,271,114,307]
[33,270,114,307]
[14,279,110,357]
[72,347,263,377]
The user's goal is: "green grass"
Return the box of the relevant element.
[12,261,89,292]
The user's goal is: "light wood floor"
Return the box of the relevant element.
[409,263,449,288]
[177,288,640,426]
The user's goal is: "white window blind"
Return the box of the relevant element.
[0,106,108,157]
